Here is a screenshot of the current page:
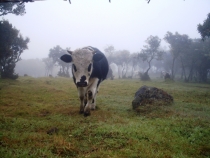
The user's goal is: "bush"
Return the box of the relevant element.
[139,72,150,81]
[1,63,18,80]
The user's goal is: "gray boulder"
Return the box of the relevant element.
[132,85,173,109]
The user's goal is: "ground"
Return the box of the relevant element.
[0,77,210,157]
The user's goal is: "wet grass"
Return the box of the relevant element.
[0,77,210,157]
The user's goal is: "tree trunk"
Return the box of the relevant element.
[199,69,207,82]
[131,64,135,78]
[187,61,194,82]
[171,57,176,79]
[180,57,187,82]
[145,58,152,74]
[121,63,126,78]
[117,65,121,78]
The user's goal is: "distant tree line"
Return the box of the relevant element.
[0,1,209,83]
[15,58,45,77]
[43,13,210,83]
[103,33,210,83]
[43,45,71,78]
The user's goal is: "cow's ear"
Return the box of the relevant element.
[67,50,73,55]
[60,54,72,63]
[93,54,103,62]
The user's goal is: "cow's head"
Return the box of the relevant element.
[60,48,103,87]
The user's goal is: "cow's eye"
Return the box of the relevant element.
[88,63,92,72]
[73,64,77,72]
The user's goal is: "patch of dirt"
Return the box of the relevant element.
[51,146,78,157]
[47,127,59,135]
[199,146,210,157]
[39,109,50,117]
[53,105,81,116]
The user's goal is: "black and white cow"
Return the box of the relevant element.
[60,46,109,116]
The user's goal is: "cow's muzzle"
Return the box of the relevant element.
[77,82,87,87]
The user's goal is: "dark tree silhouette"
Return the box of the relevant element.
[198,13,210,40]
[0,20,29,79]
[0,2,25,16]
[138,35,163,80]
[48,45,71,77]
[0,0,151,4]
[164,32,191,79]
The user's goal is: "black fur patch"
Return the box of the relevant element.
[88,63,92,72]
[73,64,77,72]
[80,75,86,82]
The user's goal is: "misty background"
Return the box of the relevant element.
[1,0,210,80]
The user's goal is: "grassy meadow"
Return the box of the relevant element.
[0,77,210,158]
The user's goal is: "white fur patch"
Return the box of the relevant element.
[71,48,94,84]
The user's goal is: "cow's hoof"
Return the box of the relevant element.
[79,110,84,114]
[91,103,96,110]
[91,106,95,110]
[84,112,90,117]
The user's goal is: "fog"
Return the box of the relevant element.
[4,0,210,59]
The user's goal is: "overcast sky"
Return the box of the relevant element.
[3,0,210,59]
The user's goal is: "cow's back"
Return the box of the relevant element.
[89,47,109,81]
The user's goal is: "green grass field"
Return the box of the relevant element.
[0,77,210,158]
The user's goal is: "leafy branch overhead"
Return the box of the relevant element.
[0,2,25,16]
[0,0,152,4]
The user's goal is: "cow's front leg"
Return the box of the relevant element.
[78,87,85,114]
[84,90,93,116]
[84,78,99,116]
[84,89,98,116]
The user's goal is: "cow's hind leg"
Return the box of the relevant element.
[91,94,97,110]
[91,86,100,110]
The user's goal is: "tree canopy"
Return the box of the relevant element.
[48,45,71,77]
[0,2,25,16]
[164,32,191,79]
[0,20,29,79]
[198,13,210,40]
[138,35,163,80]
[0,0,151,5]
